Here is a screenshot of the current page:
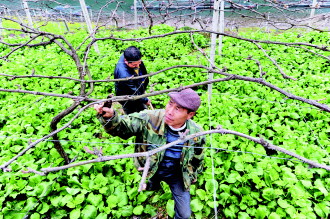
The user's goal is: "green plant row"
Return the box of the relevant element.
[0,21,329,218]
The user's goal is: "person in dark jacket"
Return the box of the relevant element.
[114,46,151,114]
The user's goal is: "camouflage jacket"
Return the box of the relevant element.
[97,109,205,190]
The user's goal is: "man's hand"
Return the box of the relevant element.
[94,103,114,118]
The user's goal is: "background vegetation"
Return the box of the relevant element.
[0,9,329,219]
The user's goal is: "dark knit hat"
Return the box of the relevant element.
[168,88,201,112]
[124,46,142,61]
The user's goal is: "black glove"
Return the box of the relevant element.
[102,94,113,116]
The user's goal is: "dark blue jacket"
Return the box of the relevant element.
[114,55,149,104]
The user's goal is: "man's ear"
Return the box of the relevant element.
[187,111,195,120]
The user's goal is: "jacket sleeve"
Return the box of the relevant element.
[97,111,149,139]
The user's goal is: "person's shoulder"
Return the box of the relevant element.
[187,119,204,132]
[115,58,130,78]
[115,54,124,65]
[132,109,165,124]
[118,54,124,61]
[125,109,164,130]
[143,109,165,118]
[129,109,165,119]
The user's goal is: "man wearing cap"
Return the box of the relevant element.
[94,88,205,219]
[114,46,151,114]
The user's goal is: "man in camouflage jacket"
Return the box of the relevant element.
[94,88,205,219]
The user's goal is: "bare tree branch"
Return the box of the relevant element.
[252,41,297,80]
[139,156,150,192]
[37,128,330,176]
[1,65,330,113]
[95,30,330,52]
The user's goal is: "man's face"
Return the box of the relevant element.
[125,59,141,69]
[165,99,195,129]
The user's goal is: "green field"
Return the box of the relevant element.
[0,20,329,218]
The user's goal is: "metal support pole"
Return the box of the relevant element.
[15,11,23,24]
[123,11,126,26]
[208,0,221,101]
[134,0,138,28]
[310,0,318,19]
[22,0,33,27]
[79,0,99,53]
[218,0,225,55]
[61,19,70,32]
[207,3,224,219]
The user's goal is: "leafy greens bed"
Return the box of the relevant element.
[0,22,329,218]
